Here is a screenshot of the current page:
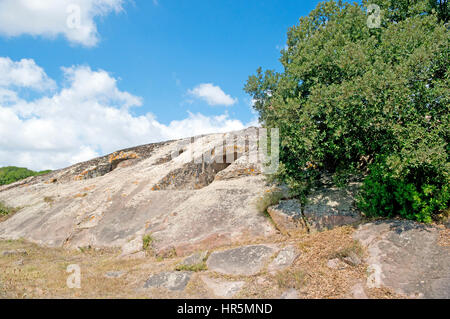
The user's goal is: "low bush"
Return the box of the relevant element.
[358,161,449,223]
[0,166,51,186]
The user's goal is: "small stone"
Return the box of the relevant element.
[280,288,299,299]
[2,249,27,257]
[144,271,192,291]
[15,259,24,266]
[327,258,347,270]
[256,277,268,286]
[105,271,125,278]
[268,245,299,271]
[343,252,362,266]
[207,245,276,276]
[201,276,245,298]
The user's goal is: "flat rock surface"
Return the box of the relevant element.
[2,249,27,256]
[268,245,299,272]
[267,183,362,235]
[354,220,450,298]
[144,271,192,291]
[200,276,245,298]
[0,128,276,256]
[206,244,276,276]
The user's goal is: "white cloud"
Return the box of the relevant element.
[188,83,237,106]
[0,58,248,171]
[0,0,124,47]
[0,57,56,91]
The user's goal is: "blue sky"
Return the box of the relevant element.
[0,0,322,170]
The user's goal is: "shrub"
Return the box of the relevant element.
[333,240,364,260]
[358,160,449,223]
[0,166,51,186]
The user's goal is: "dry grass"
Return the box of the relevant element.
[0,225,403,299]
[275,269,308,289]
[0,202,20,223]
[438,227,450,247]
[332,240,365,260]
[286,226,367,298]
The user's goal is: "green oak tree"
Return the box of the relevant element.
[245,0,449,222]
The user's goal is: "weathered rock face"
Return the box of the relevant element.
[177,251,208,268]
[354,220,450,298]
[144,271,192,291]
[267,200,307,236]
[303,182,362,232]
[0,128,276,256]
[267,183,362,235]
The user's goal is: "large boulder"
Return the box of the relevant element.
[354,220,450,298]
[0,128,276,256]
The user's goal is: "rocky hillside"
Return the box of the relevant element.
[0,128,274,257]
[0,128,448,299]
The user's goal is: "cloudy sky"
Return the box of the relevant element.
[0,0,319,170]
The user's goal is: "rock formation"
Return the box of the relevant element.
[0,128,275,257]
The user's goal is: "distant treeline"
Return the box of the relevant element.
[0,166,51,185]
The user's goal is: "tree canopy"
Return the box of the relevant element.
[245,0,449,222]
